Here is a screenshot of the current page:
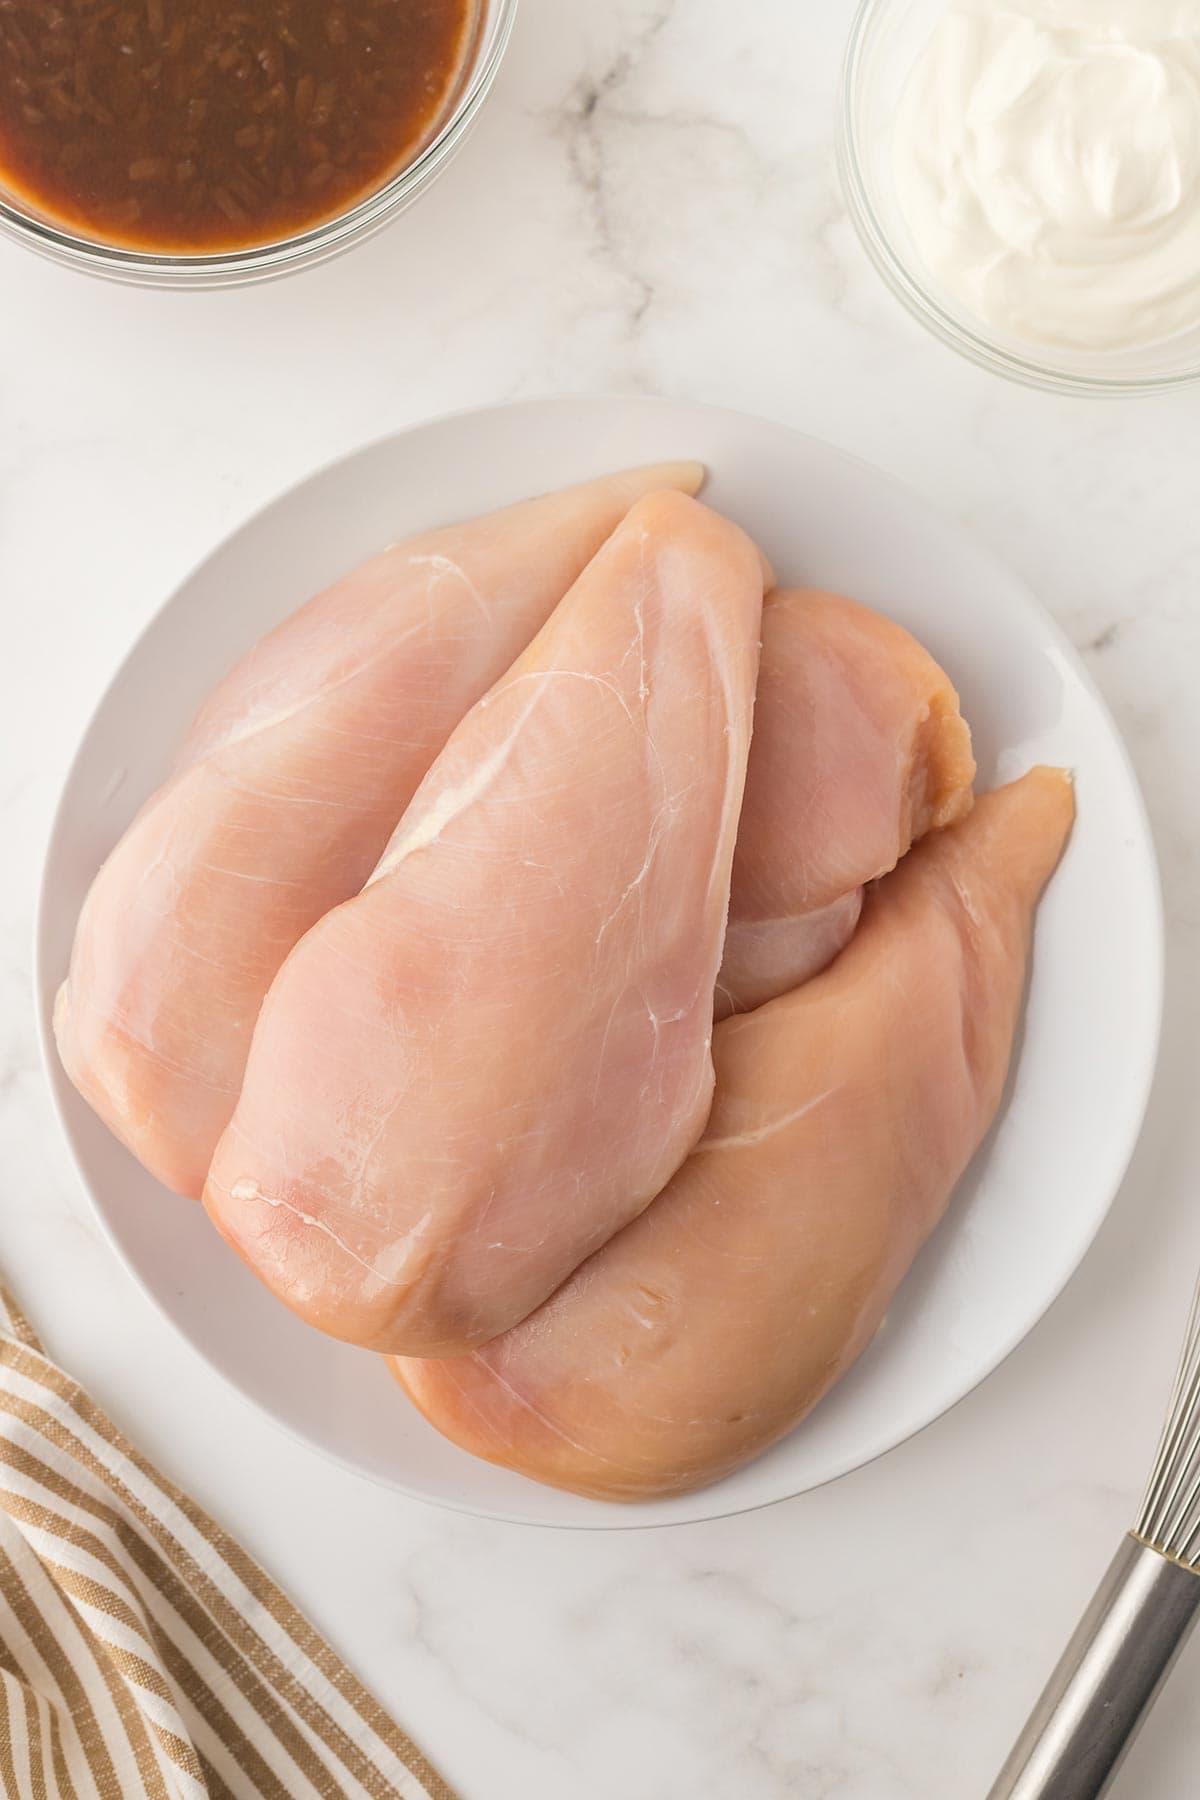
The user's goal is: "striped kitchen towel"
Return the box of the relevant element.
[0,1283,458,1800]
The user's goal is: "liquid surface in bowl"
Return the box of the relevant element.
[0,0,476,253]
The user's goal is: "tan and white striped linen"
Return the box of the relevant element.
[0,1283,458,1800]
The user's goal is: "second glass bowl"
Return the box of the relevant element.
[838,0,1200,396]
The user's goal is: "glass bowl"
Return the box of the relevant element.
[0,0,517,288]
[837,0,1200,396]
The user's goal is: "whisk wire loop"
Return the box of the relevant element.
[1136,1272,1200,1567]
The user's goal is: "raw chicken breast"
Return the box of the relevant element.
[54,463,702,1198]
[204,492,768,1355]
[394,770,1074,1501]
[716,589,975,1016]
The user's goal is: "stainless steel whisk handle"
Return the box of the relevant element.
[987,1534,1200,1799]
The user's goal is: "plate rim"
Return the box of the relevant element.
[34,392,1166,1528]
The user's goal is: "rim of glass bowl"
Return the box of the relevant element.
[0,0,518,288]
[837,0,1200,398]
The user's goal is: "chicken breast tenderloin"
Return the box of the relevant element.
[394,769,1074,1501]
[717,588,976,1016]
[54,462,704,1199]
[204,492,769,1355]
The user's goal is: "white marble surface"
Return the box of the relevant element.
[2,1,1199,1794]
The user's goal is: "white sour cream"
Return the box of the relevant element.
[892,0,1200,351]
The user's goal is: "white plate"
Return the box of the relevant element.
[36,397,1162,1528]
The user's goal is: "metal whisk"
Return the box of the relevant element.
[989,1274,1200,1798]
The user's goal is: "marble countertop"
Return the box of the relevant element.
[3,1,1199,1794]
